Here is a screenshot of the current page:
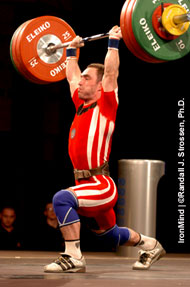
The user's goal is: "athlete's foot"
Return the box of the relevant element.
[44,254,86,273]
[132,241,166,270]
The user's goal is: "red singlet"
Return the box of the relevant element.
[69,88,118,170]
[68,88,119,230]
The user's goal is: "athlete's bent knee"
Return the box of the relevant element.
[53,189,79,227]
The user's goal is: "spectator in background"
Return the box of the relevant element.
[0,206,21,250]
[38,202,64,251]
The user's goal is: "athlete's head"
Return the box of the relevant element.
[87,63,104,82]
[78,63,104,104]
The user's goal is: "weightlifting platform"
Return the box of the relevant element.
[0,251,189,287]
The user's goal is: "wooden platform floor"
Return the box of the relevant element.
[0,251,190,287]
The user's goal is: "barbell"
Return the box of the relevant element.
[10,0,190,84]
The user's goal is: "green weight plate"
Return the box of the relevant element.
[132,0,190,61]
[121,0,162,63]
[124,0,164,63]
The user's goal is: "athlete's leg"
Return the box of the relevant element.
[45,176,165,272]
[44,188,86,273]
[91,208,164,267]
[91,209,162,270]
[45,176,117,264]
[52,188,82,259]
[91,209,141,248]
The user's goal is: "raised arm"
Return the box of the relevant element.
[102,26,122,92]
[66,36,84,97]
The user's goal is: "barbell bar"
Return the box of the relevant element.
[46,32,110,55]
[173,12,190,24]
[10,0,190,84]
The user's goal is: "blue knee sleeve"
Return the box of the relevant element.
[53,190,80,227]
[96,225,130,247]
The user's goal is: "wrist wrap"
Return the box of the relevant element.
[108,38,120,50]
[66,47,77,58]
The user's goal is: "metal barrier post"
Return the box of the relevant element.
[117,159,165,257]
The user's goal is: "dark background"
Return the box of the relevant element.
[0,0,189,253]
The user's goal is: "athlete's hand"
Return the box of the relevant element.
[69,36,85,48]
[109,25,122,40]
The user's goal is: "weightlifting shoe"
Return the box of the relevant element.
[132,241,166,270]
[44,254,86,273]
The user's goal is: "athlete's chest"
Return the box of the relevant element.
[70,104,100,141]
[73,104,100,129]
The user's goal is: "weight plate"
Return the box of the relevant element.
[120,0,131,52]
[11,20,44,84]
[17,22,45,84]
[120,0,141,59]
[16,16,79,83]
[120,0,145,60]
[126,0,163,63]
[121,0,154,62]
[121,0,163,63]
[10,21,33,79]
[132,0,190,61]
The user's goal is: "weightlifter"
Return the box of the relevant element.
[44,25,165,273]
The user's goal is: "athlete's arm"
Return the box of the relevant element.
[102,26,122,92]
[66,36,84,97]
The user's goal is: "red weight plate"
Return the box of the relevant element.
[121,0,148,62]
[120,0,135,56]
[11,21,34,80]
[128,0,164,63]
[16,21,46,84]
[152,3,177,41]
[120,0,153,61]
[121,0,164,63]
[15,17,66,84]
[11,20,44,84]
[18,16,79,84]
[121,0,155,62]
[10,23,24,72]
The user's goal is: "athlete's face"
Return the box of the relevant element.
[78,67,102,103]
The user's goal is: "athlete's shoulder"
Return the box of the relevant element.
[99,87,119,106]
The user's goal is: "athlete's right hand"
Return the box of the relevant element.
[69,36,85,48]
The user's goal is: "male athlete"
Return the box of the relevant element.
[44,26,165,273]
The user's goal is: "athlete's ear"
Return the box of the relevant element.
[97,81,102,91]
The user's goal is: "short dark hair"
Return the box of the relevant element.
[87,63,104,82]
